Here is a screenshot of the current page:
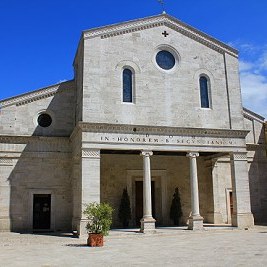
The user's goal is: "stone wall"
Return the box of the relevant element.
[100,153,213,228]
[0,81,76,137]
[244,109,267,224]
[81,24,242,130]
[0,138,73,232]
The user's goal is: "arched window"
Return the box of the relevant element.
[123,68,133,103]
[199,76,210,108]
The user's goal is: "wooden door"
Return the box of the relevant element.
[33,194,51,230]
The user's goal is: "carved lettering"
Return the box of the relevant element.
[99,135,237,147]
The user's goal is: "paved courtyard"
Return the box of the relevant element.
[1,226,267,266]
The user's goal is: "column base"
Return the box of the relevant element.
[72,218,88,236]
[140,217,156,233]
[188,215,204,230]
[231,212,254,229]
[0,217,11,232]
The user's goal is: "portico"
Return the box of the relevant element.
[71,122,254,234]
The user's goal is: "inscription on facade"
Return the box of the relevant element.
[100,134,236,146]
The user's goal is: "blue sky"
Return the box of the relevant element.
[0,0,266,117]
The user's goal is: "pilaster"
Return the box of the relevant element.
[209,159,223,224]
[0,158,13,231]
[75,148,101,235]
[230,152,254,228]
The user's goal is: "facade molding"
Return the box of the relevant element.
[247,144,267,151]
[231,152,248,161]
[83,14,237,57]
[77,122,249,139]
[0,80,74,108]
[81,148,100,159]
[0,158,13,166]
[0,135,70,144]
[243,107,265,123]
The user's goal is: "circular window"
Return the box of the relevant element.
[156,50,175,70]
[37,113,52,128]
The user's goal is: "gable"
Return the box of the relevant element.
[82,14,237,57]
[0,80,76,137]
[0,80,74,108]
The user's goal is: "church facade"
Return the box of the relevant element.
[0,14,266,234]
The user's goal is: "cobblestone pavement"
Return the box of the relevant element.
[1,226,267,267]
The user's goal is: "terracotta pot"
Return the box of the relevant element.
[87,233,104,247]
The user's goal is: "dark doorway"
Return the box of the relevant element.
[229,191,233,216]
[135,181,155,226]
[33,194,51,230]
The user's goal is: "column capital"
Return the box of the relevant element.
[230,152,247,161]
[81,148,100,159]
[140,150,153,157]
[186,152,199,158]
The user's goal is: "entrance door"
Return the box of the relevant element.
[229,191,233,216]
[33,194,51,230]
[135,181,155,226]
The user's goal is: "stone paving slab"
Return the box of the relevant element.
[1,226,267,266]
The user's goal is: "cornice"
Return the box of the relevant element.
[83,14,237,57]
[246,144,267,151]
[243,107,265,123]
[0,80,74,108]
[0,135,70,144]
[78,122,249,139]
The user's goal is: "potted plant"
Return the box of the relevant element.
[83,202,113,247]
[170,187,183,226]
[118,188,132,228]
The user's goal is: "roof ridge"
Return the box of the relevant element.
[0,80,74,108]
[82,13,237,56]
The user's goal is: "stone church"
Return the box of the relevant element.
[0,13,266,234]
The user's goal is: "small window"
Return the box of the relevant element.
[37,113,52,127]
[199,76,210,108]
[123,68,133,103]
[156,50,175,70]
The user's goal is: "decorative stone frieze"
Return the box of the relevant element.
[231,152,247,161]
[81,149,100,159]
[83,14,237,57]
[0,158,13,166]
[78,122,249,139]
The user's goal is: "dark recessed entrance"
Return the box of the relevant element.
[135,181,155,227]
[33,194,51,230]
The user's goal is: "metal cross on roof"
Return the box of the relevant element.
[157,0,166,14]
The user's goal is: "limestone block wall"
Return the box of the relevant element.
[100,153,212,228]
[81,25,240,130]
[0,138,73,232]
[244,109,265,145]
[244,109,267,223]
[74,42,84,123]
[215,158,233,223]
[0,81,76,137]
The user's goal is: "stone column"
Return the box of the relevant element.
[76,148,101,235]
[140,150,156,233]
[230,152,254,229]
[186,152,203,230]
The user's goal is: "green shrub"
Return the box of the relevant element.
[170,188,183,226]
[83,202,113,236]
[118,188,131,227]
